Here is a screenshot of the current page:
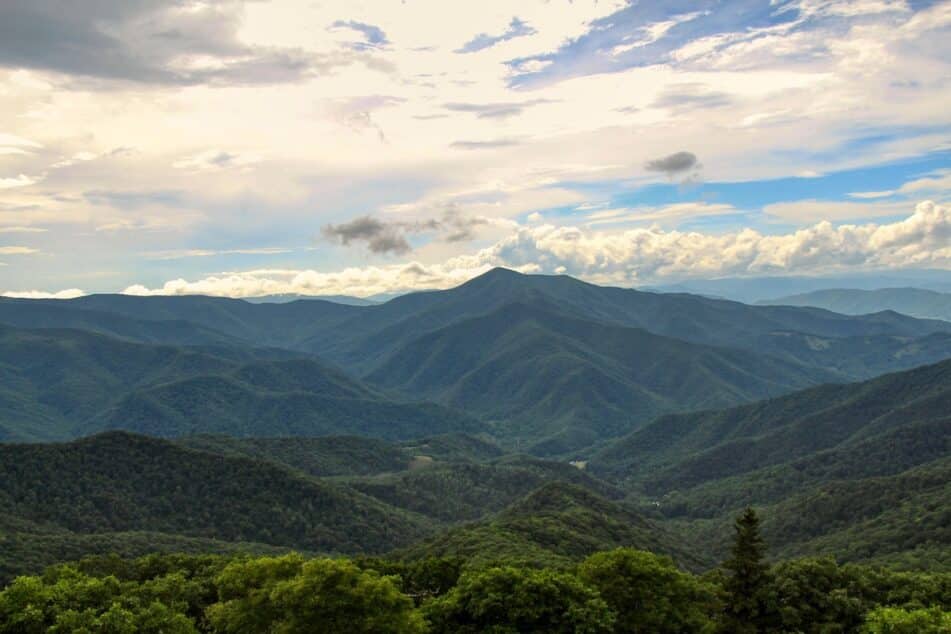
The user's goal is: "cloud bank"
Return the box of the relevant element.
[122,200,950,298]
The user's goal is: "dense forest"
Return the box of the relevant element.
[2,270,950,631]
[1,510,948,633]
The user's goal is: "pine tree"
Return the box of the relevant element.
[721,507,774,633]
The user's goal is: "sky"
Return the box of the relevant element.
[0,0,949,299]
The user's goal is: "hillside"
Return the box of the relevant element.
[593,359,951,488]
[368,299,829,454]
[399,482,707,571]
[592,360,951,565]
[760,287,951,322]
[0,432,434,554]
[0,325,479,442]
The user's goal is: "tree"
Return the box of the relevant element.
[206,555,425,633]
[862,606,951,633]
[720,507,775,633]
[578,548,716,633]
[423,565,615,633]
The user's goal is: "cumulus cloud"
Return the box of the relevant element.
[120,201,950,297]
[456,17,537,53]
[1,288,85,299]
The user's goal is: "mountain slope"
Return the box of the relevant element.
[593,359,951,489]
[0,325,480,442]
[0,432,434,553]
[368,300,829,453]
[399,482,707,571]
[760,287,951,322]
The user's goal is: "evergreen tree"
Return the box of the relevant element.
[721,507,774,633]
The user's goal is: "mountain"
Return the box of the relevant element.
[0,432,434,556]
[642,269,951,303]
[592,359,951,564]
[398,482,707,571]
[4,269,951,451]
[244,293,379,306]
[367,299,829,454]
[759,287,951,322]
[0,325,480,443]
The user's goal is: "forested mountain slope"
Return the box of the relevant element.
[0,325,479,442]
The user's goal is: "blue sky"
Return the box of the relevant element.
[0,0,948,297]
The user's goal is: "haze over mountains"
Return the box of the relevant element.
[1,268,950,582]
[761,287,951,322]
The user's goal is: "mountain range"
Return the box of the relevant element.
[760,287,951,322]
[3,268,950,453]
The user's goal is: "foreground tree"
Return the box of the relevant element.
[720,507,775,633]
[423,565,615,633]
[578,548,716,633]
[862,606,951,633]
[206,555,425,633]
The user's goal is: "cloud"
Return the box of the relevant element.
[0,174,40,189]
[764,199,913,223]
[0,226,46,234]
[118,201,951,297]
[145,247,292,260]
[456,17,537,53]
[444,100,551,119]
[1,288,85,299]
[322,208,491,254]
[644,151,699,175]
[172,150,261,171]
[326,95,405,142]
[450,138,521,150]
[0,133,42,156]
[0,246,38,255]
[329,20,390,50]
[322,216,412,255]
[650,83,733,111]
[0,1,376,86]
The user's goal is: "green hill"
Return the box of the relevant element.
[0,325,481,442]
[398,482,707,571]
[592,360,951,565]
[0,432,433,556]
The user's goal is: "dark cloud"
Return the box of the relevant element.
[456,17,536,54]
[321,208,489,254]
[651,84,733,111]
[644,151,698,175]
[450,138,520,150]
[0,1,382,86]
[329,20,390,50]
[444,99,552,119]
[322,216,411,255]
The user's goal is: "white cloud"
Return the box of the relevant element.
[119,201,950,296]
[0,246,38,255]
[145,247,293,260]
[0,174,39,189]
[1,288,85,299]
[0,226,46,233]
[763,199,913,223]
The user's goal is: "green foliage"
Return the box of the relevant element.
[578,549,717,633]
[423,565,615,633]
[399,483,707,571]
[862,606,951,633]
[207,555,426,633]
[0,432,433,562]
